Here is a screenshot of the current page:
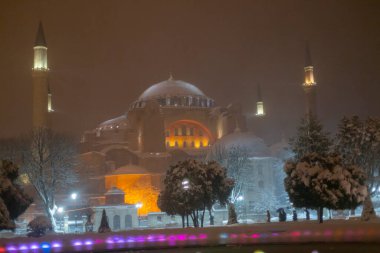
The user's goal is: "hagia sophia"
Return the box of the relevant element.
[29,22,316,229]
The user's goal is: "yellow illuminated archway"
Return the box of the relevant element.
[165,120,213,149]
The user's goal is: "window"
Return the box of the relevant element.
[175,141,178,148]
[199,130,203,136]
[182,126,186,136]
[125,215,132,228]
[113,215,120,230]
[258,180,264,188]
[189,128,194,136]
[166,141,169,147]
[191,141,195,148]
[165,130,170,137]
[183,141,187,148]
[157,216,162,222]
[174,128,178,136]
[200,141,203,148]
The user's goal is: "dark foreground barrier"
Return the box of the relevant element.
[0,221,380,252]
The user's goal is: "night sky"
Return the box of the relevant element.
[0,0,379,144]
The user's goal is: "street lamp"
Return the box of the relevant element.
[182,178,190,227]
[182,178,190,190]
[135,202,143,227]
[70,192,78,200]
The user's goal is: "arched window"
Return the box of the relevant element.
[125,215,132,228]
[183,141,187,148]
[113,215,120,230]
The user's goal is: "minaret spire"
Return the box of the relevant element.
[35,21,47,47]
[255,84,265,116]
[32,22,50,128]
[302,41,317,119]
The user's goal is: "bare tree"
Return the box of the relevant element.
[17,128,78,228]
[335,116,380,220]
[208,146,249,203]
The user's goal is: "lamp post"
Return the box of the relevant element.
[182,178,190,227]
[136,202,143,227]
[57,207,64,232]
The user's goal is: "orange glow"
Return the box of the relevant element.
[105,174,160,216]
[165,120,212,149]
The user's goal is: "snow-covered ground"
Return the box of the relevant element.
[1,219,379,252]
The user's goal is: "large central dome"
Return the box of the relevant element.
[138,76,207,101]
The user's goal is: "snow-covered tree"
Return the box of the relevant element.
[158,159,233,227]
[0,160,32,230]
[284,153,367,223]
[289,115,332,161]
[17,128,78,229]
[207,146,251,223]
[335,116,380,220]
[27,215,52,237]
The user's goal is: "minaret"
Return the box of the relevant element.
[255,84,265,116]
[302,42,317,119]
[32,22,49,128]
[47,82,54,113]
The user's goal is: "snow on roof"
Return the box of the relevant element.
[98,115,127,127]
[211,130,271,157]
[105,187,125,195]
[109,164,149,175]
[138,78,207,101]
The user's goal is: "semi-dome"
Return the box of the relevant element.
[138,77,207,101]
[97,115,129,130]
[208,130,271,158]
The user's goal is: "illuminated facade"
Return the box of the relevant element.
[80,75,251,215]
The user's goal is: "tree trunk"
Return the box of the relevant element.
[227,203,238,225]
[200,209,206,227]
[209,208,214,226]
[46,206,57,231]
[317,207,323,223]
[181,215,185,228]
[361,193,377,221]
[186,215,189,227]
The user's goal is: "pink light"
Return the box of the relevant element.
[291,231,301,237]
[324,230,333,237]
[198,234,207,240]
[251,233,260,239]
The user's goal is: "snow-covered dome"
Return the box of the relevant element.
[97,115,129,131]
[111,164,149,175]
[105,186,125,195]
[138,77,207,101]
[209,130,271,158]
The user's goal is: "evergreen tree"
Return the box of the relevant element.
[284,153,367,223]
[0,160,32,230]
[289,115,332,161]
[98,209,111,233]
